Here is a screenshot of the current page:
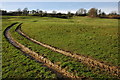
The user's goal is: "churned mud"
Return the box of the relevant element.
[4,23,85,79]
[16,23,119,77]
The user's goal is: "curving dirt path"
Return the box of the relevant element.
[16,23,120,77]
[4,23,84,79]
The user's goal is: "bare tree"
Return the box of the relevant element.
[36,9,39,13]
[88,8,98,17]
[44,11,47,14]
[17,8,21,12]
[43,11,47,16]
[17,8,22,16]
[84,9,87,15]
[76,8,87,16]
[23,8,29,16]
[52,10,57,14]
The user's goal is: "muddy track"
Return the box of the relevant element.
[4,23,84,79]
[16,23,120,77]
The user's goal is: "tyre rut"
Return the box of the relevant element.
[4,23,84,79]
[16,23,120,77]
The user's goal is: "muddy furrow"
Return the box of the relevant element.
[16,23,120,77]
[4,23,83,79]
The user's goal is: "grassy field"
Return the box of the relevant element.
[2,17,57,79]
[21,16,118,66]
[10,22,113,78]
[2,16,118,79]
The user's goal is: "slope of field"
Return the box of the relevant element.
[2,16,119,79]
[7,23,80,79]
[11,23,116,78]
[21,16,118,66]
[2,17,58,79]
[16,24,119,76]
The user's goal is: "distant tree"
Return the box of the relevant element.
[17,8,21,12]
[88,8,98,17]
[101,12,106,16]
[43,11,47,17]
[67,11,73,18]
[57,12,62,16]
[98,9,102,16]
[77,8,84,14]
[51,10,57,17]
[109,11,117,15]
[32,10,36,14]
[44,11,47,13]
[84,9,87,15]
[52,10,57,14]
[32,9,40,16]
[0,9,7,15]
[76,8,87,16]
[29,11,32,14]
[39,10,43,14]
[17,8,22,16]
[36,9,39,14]
[39,10,43,16]
[23,8,29,16]
[0,9,2,15]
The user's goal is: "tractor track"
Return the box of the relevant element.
[16,23,120,77]
[4,23,85,79]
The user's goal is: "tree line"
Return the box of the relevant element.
[0,8,119,19]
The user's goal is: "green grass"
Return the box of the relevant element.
[2,17,57,79]
[21,16,118,66]
[10,22,114,78]
[2,16,118,79]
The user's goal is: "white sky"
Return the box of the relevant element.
[0,0,119,2]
